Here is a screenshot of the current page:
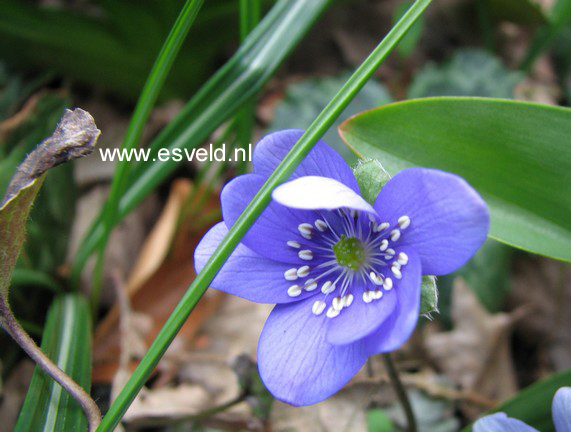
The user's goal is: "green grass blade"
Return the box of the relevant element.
[14,295,93,432]
[339,97,571,262]
[91,0,205,311]
[98,1,432,429]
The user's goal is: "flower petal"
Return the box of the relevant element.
[374,168,489,275]
[273,176,376,214]
[194,223,317,303]
[258,297,369,406]
[364,248,422,353]
[221,173,328,264]
[473,413,539,432]
[253,129,360,193]
[326,278,398,345]
[553,387,571,432]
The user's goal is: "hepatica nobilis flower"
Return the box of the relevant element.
[195,130,489,405]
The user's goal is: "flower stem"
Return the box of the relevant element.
[0,297,101,431]
[382,353,416,432]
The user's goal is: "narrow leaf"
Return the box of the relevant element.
[15,295,93,432]
[340,98,571,262]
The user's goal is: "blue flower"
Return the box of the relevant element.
[474,387,571,432]
[195,130,489,405]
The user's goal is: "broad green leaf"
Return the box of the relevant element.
[269,73,392,163]
[340,98,571,262]
[463,369,571,432]
[14,294,93,432]
[408,49,523,99]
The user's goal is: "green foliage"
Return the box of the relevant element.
[72,0,336,284]
[463,369,571,432]
[0,0,240,101]
[269,73,392,163]
[408,49,523,99]
[15,295,92,432]
[340,98,571,262]
[484,0,547,26]
[353,159,391,205]
[368,408,394,432]
[393,1,425,57]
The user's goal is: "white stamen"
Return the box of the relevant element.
[332,297,343,311]
[386,248,396,256]
[287,240,301,249]
[398,215,411,230]
[298,249,313,260]
[397,252,409,265]
[362,291,373,303]
[304,279,318,291]
[383,277,393,291]
[287,285,302,297]
[312,300,326,315]
[379,239,389,252]
[284,268,298,281]
[326,306,340,318]
[391,265,402,279]
[376,222,390,232]
[315,219,328,232]
[343,294,354,307]
[321,281,335,294]
[297,266,310,278]
[390,229,401,242]
[298,223,313,239]
[374,290,383,300]
[370,271,383,286]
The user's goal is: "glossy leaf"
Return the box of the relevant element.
[463,369,571,432]
[14,295,93,432]
[340,98,571,262]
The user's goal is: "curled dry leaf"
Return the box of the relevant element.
[1,108,99,301]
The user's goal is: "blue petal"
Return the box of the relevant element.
[258,297,369,406]
[364,248,422,353]
[221,173,331,264]
[253,129,360,193]
[194,223,317,303]
[473,413,539,432]
[374,168,489,275]
[326,277,398,346]
[553,387,571,432]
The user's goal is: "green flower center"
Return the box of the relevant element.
[333,235,366,272]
